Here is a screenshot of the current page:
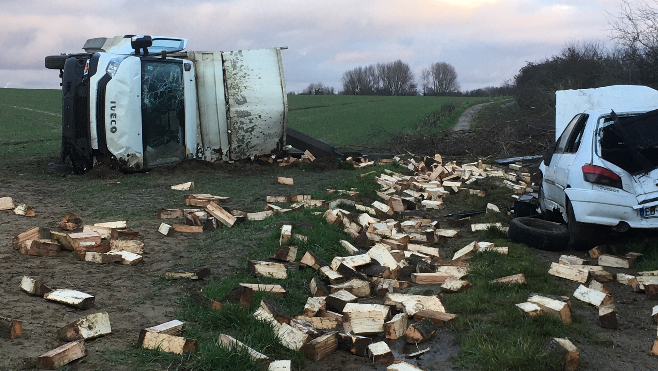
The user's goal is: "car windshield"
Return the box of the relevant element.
[141,60,185,167]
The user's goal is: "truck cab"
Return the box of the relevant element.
[47,35,287,173]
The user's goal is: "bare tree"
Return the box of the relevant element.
[377,60,417,96]
[301,82,335,95]
[341,66,379,95]
[420,62,460,95]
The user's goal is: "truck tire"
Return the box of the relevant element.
[566,200,604,251]
[508,217,569,251]
[45,55,68,70]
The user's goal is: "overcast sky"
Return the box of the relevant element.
[0,0,624,92]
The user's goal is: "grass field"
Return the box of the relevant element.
[287,95,489,148]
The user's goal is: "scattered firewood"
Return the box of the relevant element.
[646,280,658,299]
[491,273,526,284]
[277,177,294,185]
[66,232,102,251]
[588,245,605,258]
[0,316,21,339]
[573,285,613,308]
[368,341,395,364]
[516,302,542,316]
[343,303,390,335]
[337,332,372,357]
[21,239,60,256]
[189,290,222,311]
[44,289,94,309]
[248,260,288,279]
[470,222,502,232]
[326,290,357,313]
[653,305,658,324]
[109,240,144,254]
[93,221,126,229]
[58,312,111,341]
[329,278,371,297]
[310,277,330,297]
[303,332,338,361]
[616,273,641,292]
[599,304,618,329]
[80,251,123,264]
[171,224,204,233]
[452,241,479,260]
[0,196,15,210]
[12,226,40,250]
[441,277,473,293]
[588,280,612,295]
[319,266,345,284]
[411,273,451,285]
[295,316,340,330]
[106,250,143,265]
[36,339,86,370]
[20,276,52,296]
[185,194,229,206]
[384,293,445,316]
[218,334,269,364]
[165,266,210,280]
[50,231,73,251]
[546,337,579,371]
[405,320,438,344]
[548,263,589,283]
[300,251,328,270]
[268,360,291,371]
[158,223,173,236]
[205,201,236,227]
[272,246,297,263]
[14,203,35,217]
[388,360,426,370]
[559,255,588,266]
[590,269,614,283]
[171,182,194,191]
[384,313,408,340]
[528,294,571,324]
[598,254,633,269]
[412,310,457,326]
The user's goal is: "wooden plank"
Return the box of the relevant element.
[36,340,86,370]
[58,312,111,341]
[44,289,94,309]
[205,201,236,227]
[0,316,21,339]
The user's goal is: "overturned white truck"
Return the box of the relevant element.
[45,35,288,173]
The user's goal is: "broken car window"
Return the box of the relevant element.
[599,109,658,174]
[141,60,185,167]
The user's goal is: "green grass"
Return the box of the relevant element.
[287,95,489,148]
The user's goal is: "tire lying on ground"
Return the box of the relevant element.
[508,217,569,251]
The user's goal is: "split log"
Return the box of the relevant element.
[528,294,571,324]
[171,224,204,233]
[80,251,123,264]
[247,210,274,221]
[185,194,229,206]
[93,221,126,229]
[452,241,479,260]
[44,289,94,309]
[411,273,451,285]
[109,240,144,254]
[248,260,288,279]
[189,290,222,311]
[412,310,458,326]
[12,226,40,250]
[50,231,73,251]
[435,265,469,278]
[106,250,143,265]
[440,277,473,293]
[82,225,112,239]
[329,278,371,297]
[573,285,613,308]
[58,312,111,341]
[368,341,395,364]
[590,270,615,283]
[367,244,398,271]
[405,320,438,344]
[227,283,287,306]
[645,280,658,300]
[158,208,183,219]
[279,224,293,245]
[0,316,21,339]
[599,304,618,329]
[470,222,502,232]
[387,361,426,370]
[616,273,641,292]
[589,245,605,258]
[516,302,542,316]
[546,337,579,371]
[653,305,658,324]
[272,246,297,262]
[140,331,197,354]
[158,223,173,236]
[407,243,440,258]
[309,277,330,297]
[14,203,35,216]
[277,322,311,351]
[300,251,328,270]
[303,332,338,361]
[171,182,194,191]
[559,255,588,266]
[268,360,291,371]
[343,303,390,335]
[36,339,86,370]
[218,334,269,364]
[491,273,526,284]
[330,254,371,270]
[20,276,52,296]
[0,196,14,210]
[205,201,236,227]
[66,232,102,250]
[588,280,612,295]
[548,263,589,283]
[384,293,445,316]
[326,290,357,313]
[337,332,372,357]
[258,298,291,325]
[319,266,345,284]
[165,266,211,280]
[295,316,340,330]
[598,254,633,269]
[384,313,408,340]
[276,176,294,185]
[22,239,60,256]
[372,201,394,217]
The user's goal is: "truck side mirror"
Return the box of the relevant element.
[131,36,153,56]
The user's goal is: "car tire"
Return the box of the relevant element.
[566,200,603,251]
[508,216,569,251]
[45,55,68,70]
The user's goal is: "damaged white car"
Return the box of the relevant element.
[539,85,658,249]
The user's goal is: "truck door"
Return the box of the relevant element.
[222,48,287,160]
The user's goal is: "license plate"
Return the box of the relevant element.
[640,206,658,218]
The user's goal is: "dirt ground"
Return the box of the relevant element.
[1,156,658,371]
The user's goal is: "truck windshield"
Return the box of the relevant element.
[141,60,185,167]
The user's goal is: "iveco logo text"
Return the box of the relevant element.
[109,101,117,133]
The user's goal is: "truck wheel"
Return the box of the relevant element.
[508,217,569,251]
[45,55,68,70]
[566,200,603,250]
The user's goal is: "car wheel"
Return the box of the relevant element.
[566,200,603,251]
[508,217,569,251]
[45,55,68,70]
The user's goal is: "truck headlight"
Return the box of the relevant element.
[106,57,127,77]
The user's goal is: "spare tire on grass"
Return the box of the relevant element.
[508,217,569,251]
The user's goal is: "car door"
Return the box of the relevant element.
[543,114,588,208]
